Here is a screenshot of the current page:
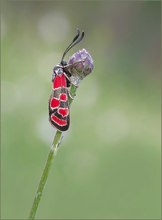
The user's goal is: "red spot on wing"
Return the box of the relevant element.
[50,98,60,109]
[51,115,67,126]
[53,74,66,89]
[58,108,69,117]
[60,93,67,101]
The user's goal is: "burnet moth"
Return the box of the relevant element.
[49,29,84,131]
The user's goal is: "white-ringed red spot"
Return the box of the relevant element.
[53,74,66,89]
[51,114,67,126]
[60,93,67,101]
[50,98,60,109]
[58,108,69,117]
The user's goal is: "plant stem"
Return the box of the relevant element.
[28,84,77,219]
[28,130,62,219]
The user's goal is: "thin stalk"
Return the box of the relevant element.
[28,84,77,219]
[28,130,62,219]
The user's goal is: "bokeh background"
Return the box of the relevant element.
[1,1,161,219]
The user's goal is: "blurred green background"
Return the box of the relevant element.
[1,1,161,219]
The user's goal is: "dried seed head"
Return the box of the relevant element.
[68,48,94,86]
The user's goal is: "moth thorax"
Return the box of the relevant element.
[54,66,63,75]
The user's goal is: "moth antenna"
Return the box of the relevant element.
[66,31,84,53]
[61,29,84,64]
